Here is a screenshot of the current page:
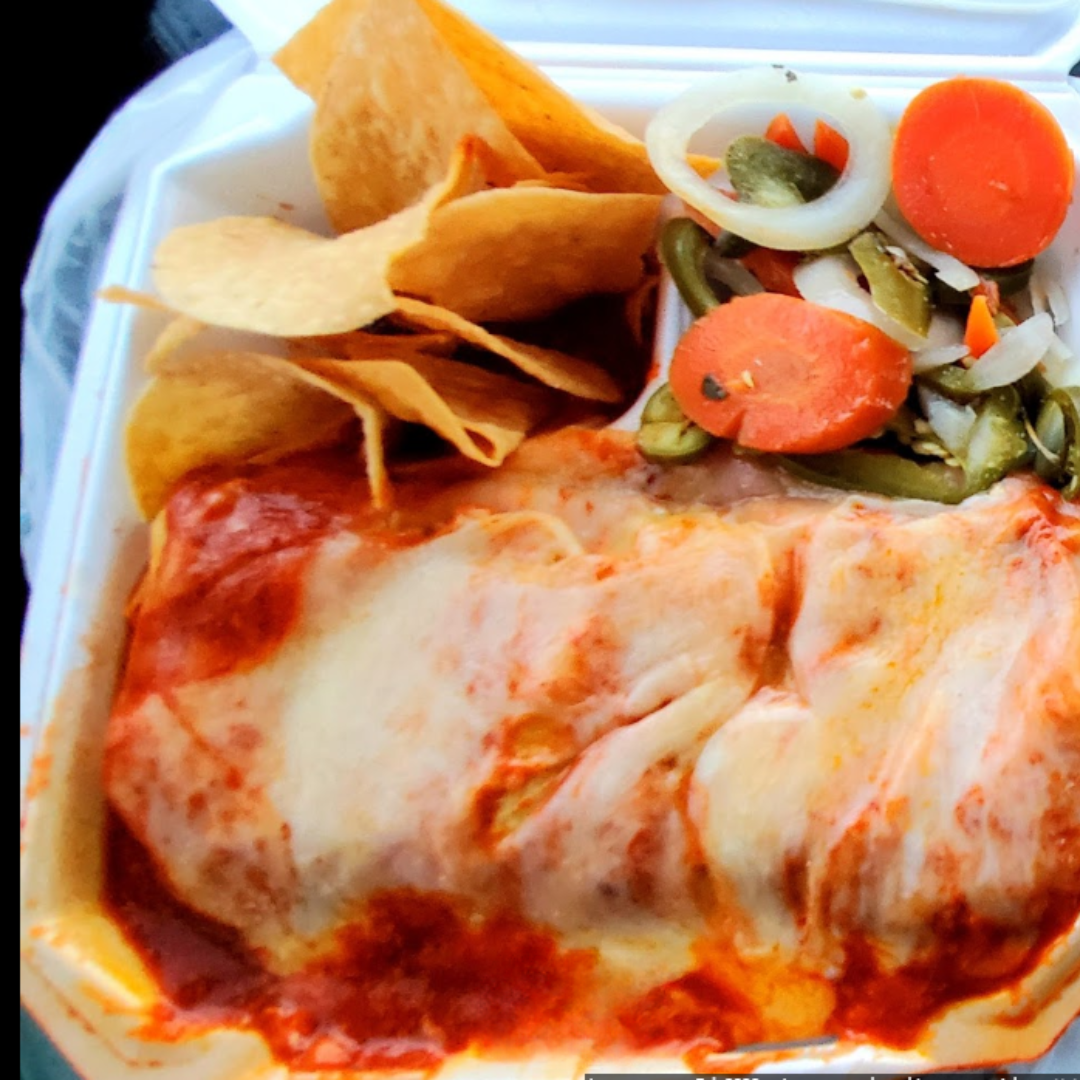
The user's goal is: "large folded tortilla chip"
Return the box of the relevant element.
[415,0,675,194]
[151,139,494,337]
[272,359,395,508]
[288,329,456,361]
[143,315,207,373]
[353,396,392,509]
[389,187,661,322]
[151,211,429,336]
[125,352,355,519]
[96,287,209,373]
[97,284,172,312]
[311,0,541,231]
[276,0,715,195]
[394,298,621,403]
[293,353,554,467]
[272,0,356,99]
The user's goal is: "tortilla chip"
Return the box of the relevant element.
[152,137,499,336]
[151,212,419,336]
[273,0,360,99]
[276,0,716,197]
[624,271,661,349]
[288,329,456,361]
[393,298,621,403]
[97,285,173,312]
[294,353,554,467]
[143,315,208,373]
[511,174,593,193]
[256,358,397,509]
[311,0,541,232]
[412,0,670,193]
[354,397,392,509]
[389,187,661,322]
[125,352,355,519]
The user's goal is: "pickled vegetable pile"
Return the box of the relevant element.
[643,70,1077,502]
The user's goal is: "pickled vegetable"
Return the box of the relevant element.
[713,229,756,259]
[916,363,983,403]
[849,230,931,337]
[961,386,1032,493]
[777,386,1031,502]
[659,217,723,318]
[725,135,839,209]
[777,449,970,503]
[1033,387,1080,499]
[637,383,716,464]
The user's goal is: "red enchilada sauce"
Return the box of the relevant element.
[104,813,597,1071]
[103,809,1078,1069]
[101,452,1080,1067]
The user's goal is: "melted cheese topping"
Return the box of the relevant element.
[104,431,1080,1053]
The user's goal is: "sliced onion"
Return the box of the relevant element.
[793,253,927,349]
[965,313,1055,392]
[1049,332,1074,361]
[912,312,966,371]
[704,252,765,296]
[645,67,892,251]
[1030,264,1071,327]
[873,208,979,292]
[918,386,977,456]
[1041,333,1080,388]
[922,310,964,350]
[913,344,969,374]
[1047,280,1071,326]
[1029,268,1049,316]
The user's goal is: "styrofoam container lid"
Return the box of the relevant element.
[217,0,1080,69]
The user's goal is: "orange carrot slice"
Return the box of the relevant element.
[739,247,803,297]
[892,76,1074,268]
[669,294,912,454]
[764,112,808,155]
[813,118,849,172]
[964,294,999,360]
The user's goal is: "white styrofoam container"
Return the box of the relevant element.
[20,1,1080,1076]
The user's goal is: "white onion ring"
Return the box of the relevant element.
[965,313,1055,392]
[1042,333,1079,388]
[913,344,969,374]
[918,387,977,456]
[873,207,979,291]
[793,253,927,350]
[645,67,892,251]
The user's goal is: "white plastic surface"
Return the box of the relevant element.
[19,1,1080,1076]
[215,0,1080,75]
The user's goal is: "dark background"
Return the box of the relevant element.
[21,6,161,1071]
[19,0,230,634]
[20,1,160,630]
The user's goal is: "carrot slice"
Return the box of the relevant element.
[669,294,912,454]
[764,112,808,155]
[892,76,1074,268]
[964,294,999,359]
[813,118,849,172]
[739,247,803,297]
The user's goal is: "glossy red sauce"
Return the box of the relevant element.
[105,793,1078,1071]
[617,969,763,1053]
[99,453,1080,1069]
[115,455,430,714]
[830,894,1079,1046]
[103,813,598,1070]
[1027,483,1080,553]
